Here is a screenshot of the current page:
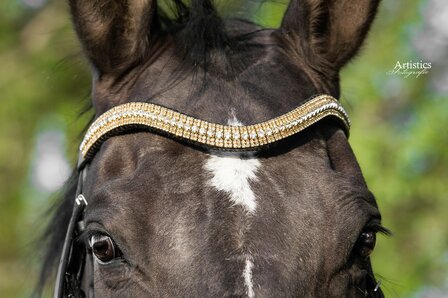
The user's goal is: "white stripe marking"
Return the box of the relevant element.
[228,111,244,127]
[204,116,257,296]
[204,155,260,214]
[244,258,255,298]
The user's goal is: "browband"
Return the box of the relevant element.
[79,94,350,162]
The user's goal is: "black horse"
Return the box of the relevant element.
[38,0,389,297]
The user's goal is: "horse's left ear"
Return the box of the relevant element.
[69,0,156,76]
[280,0,381,69]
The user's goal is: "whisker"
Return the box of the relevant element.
[373,279,382,292]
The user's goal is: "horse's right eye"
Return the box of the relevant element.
[89,234,121,264]
[355,230,377,258]
[354,223,390,259]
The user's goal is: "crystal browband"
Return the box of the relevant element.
[80,94,350,159]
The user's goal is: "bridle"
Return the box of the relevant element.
[53,163,92,298]
[54,94,354,297]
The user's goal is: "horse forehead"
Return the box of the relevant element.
[88,130,347,229]
[89,128,336,207]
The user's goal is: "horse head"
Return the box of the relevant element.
[39,1,387,297]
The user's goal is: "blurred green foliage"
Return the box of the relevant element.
[0,0,446,297]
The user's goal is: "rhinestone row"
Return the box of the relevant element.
[80,95,350,158]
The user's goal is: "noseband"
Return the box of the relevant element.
[54,94,352,297]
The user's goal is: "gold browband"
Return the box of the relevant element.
[80,95,350,159]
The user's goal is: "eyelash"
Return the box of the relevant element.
[365,223,392,236]
[78,229,104,247]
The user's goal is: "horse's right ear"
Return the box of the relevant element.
[69,0,156,76]
[280,0,381,69]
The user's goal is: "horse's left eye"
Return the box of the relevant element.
[89,234,121,264]
[355,230,376,258]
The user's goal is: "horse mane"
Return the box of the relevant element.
[36,0,276,295]
[157,0,230,66]
[36,170,79,296]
